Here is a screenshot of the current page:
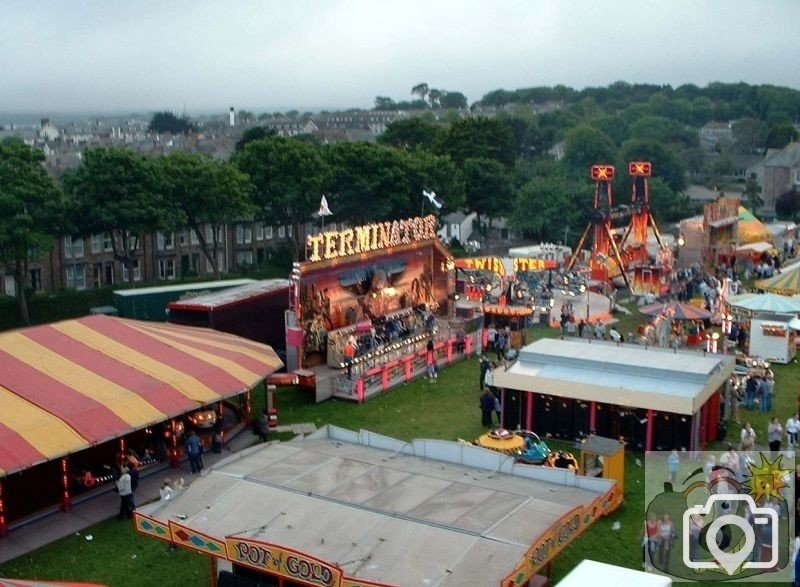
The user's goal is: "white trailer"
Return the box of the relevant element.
[749,313,797,364]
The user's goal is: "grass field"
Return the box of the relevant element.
[1,305,798,586]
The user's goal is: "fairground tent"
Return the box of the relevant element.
[0,315,282,478]
[755,265,800,295]
[737,206,773,244]
[727,292,800,316]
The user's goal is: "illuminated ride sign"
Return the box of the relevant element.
[306,215,438,263]
[590,164,615,181]
[628,161,652,176]
[455,257,558,276]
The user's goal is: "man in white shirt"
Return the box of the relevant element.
[609,327,622,343]
[787,413,800,448]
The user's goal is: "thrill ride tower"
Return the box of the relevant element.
[618,161,673,295]
[567,164,631,289]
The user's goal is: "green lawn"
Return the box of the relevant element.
[1,308,798,586]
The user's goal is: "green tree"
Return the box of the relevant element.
[743,172,763,213]
[618,139,687,193]
[440,91,468,109]
[148,111,194,134]
[629,116,698,148]
[588,115,630,146]
[646,176,691,223]
[562,125,617,178]
[234,126,277,152]
[156,152,255,279]
[322,142,414,223]
[510,169,588,243]
[411,83,430,105]
[732,118,768,153]
[405,150,466,215]
[374,96,396,110]
[463,157,513,237]
[0,141,65,324]
[233,137,328,260]
[63,147,169,287]
[378,119,443,151]
[766,123,799,149]
[775,188,800,220]
[428,89,443,108]
[438,117,517,168]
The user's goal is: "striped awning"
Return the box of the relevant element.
[0,315,283,477]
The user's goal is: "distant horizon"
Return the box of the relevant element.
[3,77,800,125]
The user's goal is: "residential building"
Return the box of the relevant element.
[761,142,800,217]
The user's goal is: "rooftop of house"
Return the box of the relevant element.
[763,142,800,168]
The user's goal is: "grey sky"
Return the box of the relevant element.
[2,0,798,114]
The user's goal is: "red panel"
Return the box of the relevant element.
[78,318,244,393]
[0,351,127,442]
[23,328,197,418]
[0,422,47,473]
[135,327,276,375]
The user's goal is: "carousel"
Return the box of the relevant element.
[638,300,713,347]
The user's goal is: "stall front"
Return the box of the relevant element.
[293,215,452,372]
[135,426,618,587]
[0,315,282,536]
[492,339,735,451]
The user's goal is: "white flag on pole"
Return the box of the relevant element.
[422,189,443,210]
[319,195,333,217]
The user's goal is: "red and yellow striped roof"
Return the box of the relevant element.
[0,315,283,477]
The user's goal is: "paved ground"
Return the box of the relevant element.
[0,424,316,565]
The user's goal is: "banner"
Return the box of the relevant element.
[502,484,619,587]
[225,537,344,587]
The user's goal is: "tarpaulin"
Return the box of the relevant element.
[0,315,282,477]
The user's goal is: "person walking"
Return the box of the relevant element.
[494,331,506,361]
[740,422,756,455]
[256,409,270,442]
[786,413,800,448]
[667,449,680,486]
[116,466,133,520]
[426,338,437,382]
[484,362,496,396]
[480,389,495,428]
[768,417,783,457]
[186,430,204,474]
[479,355,490,390]
[493,394,502,426]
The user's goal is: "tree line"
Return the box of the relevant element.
[5,81,800,324]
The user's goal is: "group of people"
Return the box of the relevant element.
[485,324,510,361]
[642,512,678,571]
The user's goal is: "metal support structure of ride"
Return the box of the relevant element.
[617,161,673,295]
[567,164,631,289]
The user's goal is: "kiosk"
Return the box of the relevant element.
[749,313,796,364]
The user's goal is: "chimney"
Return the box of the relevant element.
[229,107,235,127]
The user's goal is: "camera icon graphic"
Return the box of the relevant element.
[682,493,778,575]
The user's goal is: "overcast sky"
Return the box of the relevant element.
[2,0,798,115]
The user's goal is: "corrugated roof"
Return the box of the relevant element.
[167,279,290,311]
